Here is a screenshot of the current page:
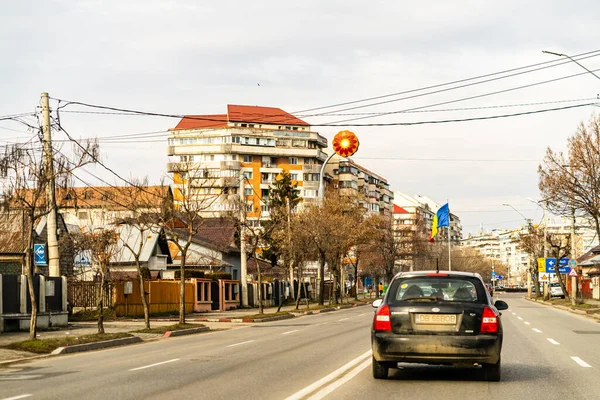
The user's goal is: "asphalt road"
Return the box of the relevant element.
[2,295,600,399]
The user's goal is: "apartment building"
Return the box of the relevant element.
[167,105,329,221]
[324,153,394,216]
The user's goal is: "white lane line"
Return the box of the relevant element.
[524,322,530,325]
[338,318,350,322]
[129,358,179,371]
[512,312,517,315]
[571,357,592,368]
[2,395,33,400]
[282,330,299,335]
[308,359,371,400]
[517,317,523,320]
[533,328,542,333]
[315,322,328,326]
[358,313,366,317]
[226,340,255,348]
[547,338,560,345]
[284,350,372,400]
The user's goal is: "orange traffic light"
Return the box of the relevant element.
[332,130,359,157]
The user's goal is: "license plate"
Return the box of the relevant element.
[416,314,457,325]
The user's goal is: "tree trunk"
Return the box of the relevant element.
[24,220,37,340]
[295,263,303,310]
[288,259,295,302]
[255,251,264,314]
[97,266,105,334]
[137,262,150,329]
[179,250,186,324]
[26,267,38,340]
[318,251,326,305]
[353,260,359,301]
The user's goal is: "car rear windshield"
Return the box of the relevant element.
[388,276,487,305]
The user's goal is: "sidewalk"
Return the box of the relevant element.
[0,297,372,364]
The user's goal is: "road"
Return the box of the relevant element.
[2,294,600,399]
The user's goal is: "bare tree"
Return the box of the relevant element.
[70,228,120,333]
[118,179,167,329]
[539,114,600,240]
[0,137,97,339]
[158,163,218,324]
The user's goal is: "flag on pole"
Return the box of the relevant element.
[429,203,450,242]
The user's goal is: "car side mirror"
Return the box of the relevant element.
[494,300,509,311]
[372,299,383,308]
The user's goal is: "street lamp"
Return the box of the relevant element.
[318,130,360,199]
[542,50,600,82]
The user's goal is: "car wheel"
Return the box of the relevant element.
[483,357,501,382]
[372,357,389,379]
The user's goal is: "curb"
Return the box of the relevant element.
[51,336,143,355]
[163,326,210,337]
[526,297,600,319]
[0,354,49,367]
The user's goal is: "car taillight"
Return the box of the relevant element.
[480,306,498,333]
[374,304,392,332]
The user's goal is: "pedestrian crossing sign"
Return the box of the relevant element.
[568,268,578,278]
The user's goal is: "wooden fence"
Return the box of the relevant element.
[112,280,194,317]
[68,281,113,310]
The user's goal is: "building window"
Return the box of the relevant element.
[290,173,299,180]
[243,155,253,163]
[232,154,237,160]
[289,157,299,165]
[249,124,255,128]
[243,171,253,179]
[244,187,253,196]
[304,189,317,197]
[241,123,247,127]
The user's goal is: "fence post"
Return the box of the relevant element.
[62,276,68,312]
[20,275,27,314]
[39,275,46,313]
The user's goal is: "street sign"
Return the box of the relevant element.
[33,244,47,265]
[546,258,557,273]
[539,273,549,282]
[568,268,578,277]
[558,258,571,274]
[74,251,92,266]
[569,259,577,268]
[496,275,504,280]
[537,258,546,273]
[491,271,496,277]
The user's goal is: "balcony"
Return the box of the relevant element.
[302,164,322,173]
[221,160,241,170]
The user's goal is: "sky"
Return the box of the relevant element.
[2,0,600,235]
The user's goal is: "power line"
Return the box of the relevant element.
[293,49,600,113]
[311,102,598,127]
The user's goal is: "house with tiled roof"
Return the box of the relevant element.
[167,104,328,222]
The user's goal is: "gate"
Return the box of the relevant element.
[210,281,219,310]
[2,275,20,313]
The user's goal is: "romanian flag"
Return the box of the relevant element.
[429,203,450,242]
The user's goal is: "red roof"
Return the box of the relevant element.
[394,205,409,214]
[227,104,309,126]
[173,114,228,130]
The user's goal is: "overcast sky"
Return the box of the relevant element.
[2,0,600,235]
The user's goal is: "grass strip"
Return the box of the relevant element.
[5,333,132,354]
[132,323,203,334]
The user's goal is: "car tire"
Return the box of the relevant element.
[372,357,389,379]
[483,357,501,382]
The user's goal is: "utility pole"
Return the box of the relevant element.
[571,204,577,305]
[239,176,248,307]
[41,92,60,277]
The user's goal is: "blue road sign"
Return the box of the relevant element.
[569,259,577,268]
[546,258,557,273]
[496,275,504,280]
[558,258,571,274]
[491,271,496,277]
[33,244,47,265]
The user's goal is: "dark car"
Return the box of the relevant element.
[371,270,508,381]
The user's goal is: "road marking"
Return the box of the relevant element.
[338,318,349,321]
[571,357,592,368]
[358,313,366,317]
[129,358,179,371]
[284,350,372,400]
[315,322,328,326]
[512,312,517,315]
[517,317,523,320]
[533,328,542,333]
[226,340,255,348]
[524,321,530,325]
[308,359,371,400]
[282,330,299,335]
[2,395,32,400]
[547,338,560,345]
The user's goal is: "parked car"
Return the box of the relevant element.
[549,282,565,298]
[371,270,508,381]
